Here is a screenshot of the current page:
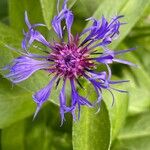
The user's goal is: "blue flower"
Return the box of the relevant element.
[4,0,136,124]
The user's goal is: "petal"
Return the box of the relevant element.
[107,89,115,107]
[71,79,92,107]
[25,11,31,28]
[22,38,27,50]
[109,80,129,84]
[83,74,102,112]
[70,79,92,120]
[59,79,69,125]
[5,56,50,83]
[52,16,63,38]
[111,87,128,93]
[95,55,114,64]
[88,71,107,81]
[81,15,123,48]
[114,48,136,55]
[23,29,50,50]
[113,58,137,66]
[51,0,74,40]
[31,30,50,47]
[93,85,102,113]
[78,95,93,107]
[65,10,74,39]
[33,76,57,118]
[22,11,50,50]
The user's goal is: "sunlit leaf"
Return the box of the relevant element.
[102,81,129,141]
[122,51,150,115]
[73,101,111,150]
[111,112,150,150]
[40,0,55,29]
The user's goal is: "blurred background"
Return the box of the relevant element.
[0,0,150,150]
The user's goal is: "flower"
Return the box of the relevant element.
[4,0,136,125]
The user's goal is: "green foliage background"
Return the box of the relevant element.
[0,0,150,149]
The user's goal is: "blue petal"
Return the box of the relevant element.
[59,79,73,125]
[70,79,93,120]
[113,58,137,66]
[22,12,50,50]
[95,55,114,64]
[51,0,74,40]
[33,76,57,118]
[5,56,50,83]
[80,15,123,48]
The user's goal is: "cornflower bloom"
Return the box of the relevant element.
[4,0,136,125]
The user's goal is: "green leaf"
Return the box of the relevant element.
[124,8,150,75]
[123,53,150,115]
[25,104,72,150]
[8,0,44,32]
[0,77,34,128]
[102,83,129,141]
[111,112,150,150]
[0,0,8,21]
[115,43,150,115]
[1,121,25,150]
[78,0,104,17]
[40,0,56,29]
[1,104,72,150]
[73,101,111,150]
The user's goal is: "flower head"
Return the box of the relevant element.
[4,0,136,124]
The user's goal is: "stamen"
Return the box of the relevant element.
[55,78,61,89]
[76,78,84,89]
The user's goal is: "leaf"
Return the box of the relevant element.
[114,43,150,115]
[73,101,111,150]
[102,82,129,141]
[0,76,34,128]
[1,121,25,150]
[0,0,8,21]
[25,103,72,150]
[8,0,44,32]
[40,0,56,29]
[1,104,72,150]
[124,7,150,75]
[122,52,150,115]
[79,0,104,16]
[111,112,150,150]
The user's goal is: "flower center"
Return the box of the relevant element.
[48,40,94,78]
[64,55,71,63]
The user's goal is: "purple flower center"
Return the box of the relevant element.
[48,36,94,78]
